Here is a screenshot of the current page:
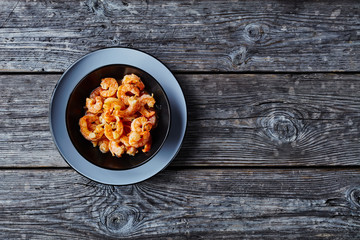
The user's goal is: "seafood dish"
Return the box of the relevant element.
[79,74,157,157]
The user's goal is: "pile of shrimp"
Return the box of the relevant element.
[79,74,157,157]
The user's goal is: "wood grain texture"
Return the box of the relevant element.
[0,168,359,239]
[0,0,360,72]
[1,73,359,167]
[178,73,360,167]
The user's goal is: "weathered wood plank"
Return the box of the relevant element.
[0,0,360,72]
[1,73,359,167]
[179,73,360,166]
[0,168,359,239]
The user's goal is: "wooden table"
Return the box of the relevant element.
[1,0,360,239]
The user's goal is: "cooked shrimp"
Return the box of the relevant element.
[121,116,137,122]
[86,115,101,131]
[100,98,125,123]
[131,116,152,132]
[137,94,155,117]
[86,96,103,113]
[115,96,140,117]
[120,135,130,147]
[129,131,151,148]
[148,115,157,126]
[142,140,152,153]
[103,97,125,112]
[104,118,123,142]
[79,115,104,141]
[91,140,98,147]
[90,86,103,99]
[99,138,110,153]
[101,111,116,123]
[100,78,118,97]
[117,83,140,105]
[122,74,145,90]
[139,94,155,108]
[80,73,157,157]
[126,146,138,156]
[109,141,125,157]
[139,107,156,118]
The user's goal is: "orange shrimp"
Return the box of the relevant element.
[139,107,156,118]
[104,118,123,142]
[129,131,151,148]
[122,74,145,90]
[114,96,141,117]
[142,139,152,153]
[117,83,140,105]
[100,78,119,97]
[109,141,125,157]
[79,115,104,141]
[131,116,152,132]
[100,98,125,123]
[103,97,125,112]
[139,94,155,108]
[148,115,157,126]
[100,111,116,123]
[98,138,110,153]
[120,135,130,147]
[86,96,103,113]
[138,94,156,117]
[126,146,138,156]
[90,86,103,99]
[80,73,157,157]
[91,140,98,147]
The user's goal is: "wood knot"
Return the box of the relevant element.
[244,23,269,43]
[101,205,140,235]
[86,0,105,15]
[229,46,248,66]
[258,110,301,144]
[86,0,130,17]
[347,187,360,209]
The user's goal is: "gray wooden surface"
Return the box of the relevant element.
[1,73,359,167]
[1,0,360,239]
[0,169,360,239]
[0,0,360,72]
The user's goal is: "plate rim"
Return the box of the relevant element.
[49,47,187,185]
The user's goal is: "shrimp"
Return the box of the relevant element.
[139,94,155,108]
[114,96,141,117]
[122,74,145,90]
[104,118,123,142]
[90,86,103,99]
[129,131,151,148]
[148,115,157,126]
[100,78,118,97]
[121,116,137,122]
[142,140,152,153]
[131,116,152,132]
[86,96,103,113]
[126,146,138,156]
[139,107,156,118]
[117,83,140,105]
[100,111,116,123]
[138,94,156,117]
[103,97,125,112]
[79,115,104,141]
[109,141,125,157]
[100,98,125,123]
[80,73,157,157]
[91,140,98,147]
[98,138,110,153]
[120,135,130,147]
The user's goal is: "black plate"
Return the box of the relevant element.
[50,47,187,185]
[66,64,171,170]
